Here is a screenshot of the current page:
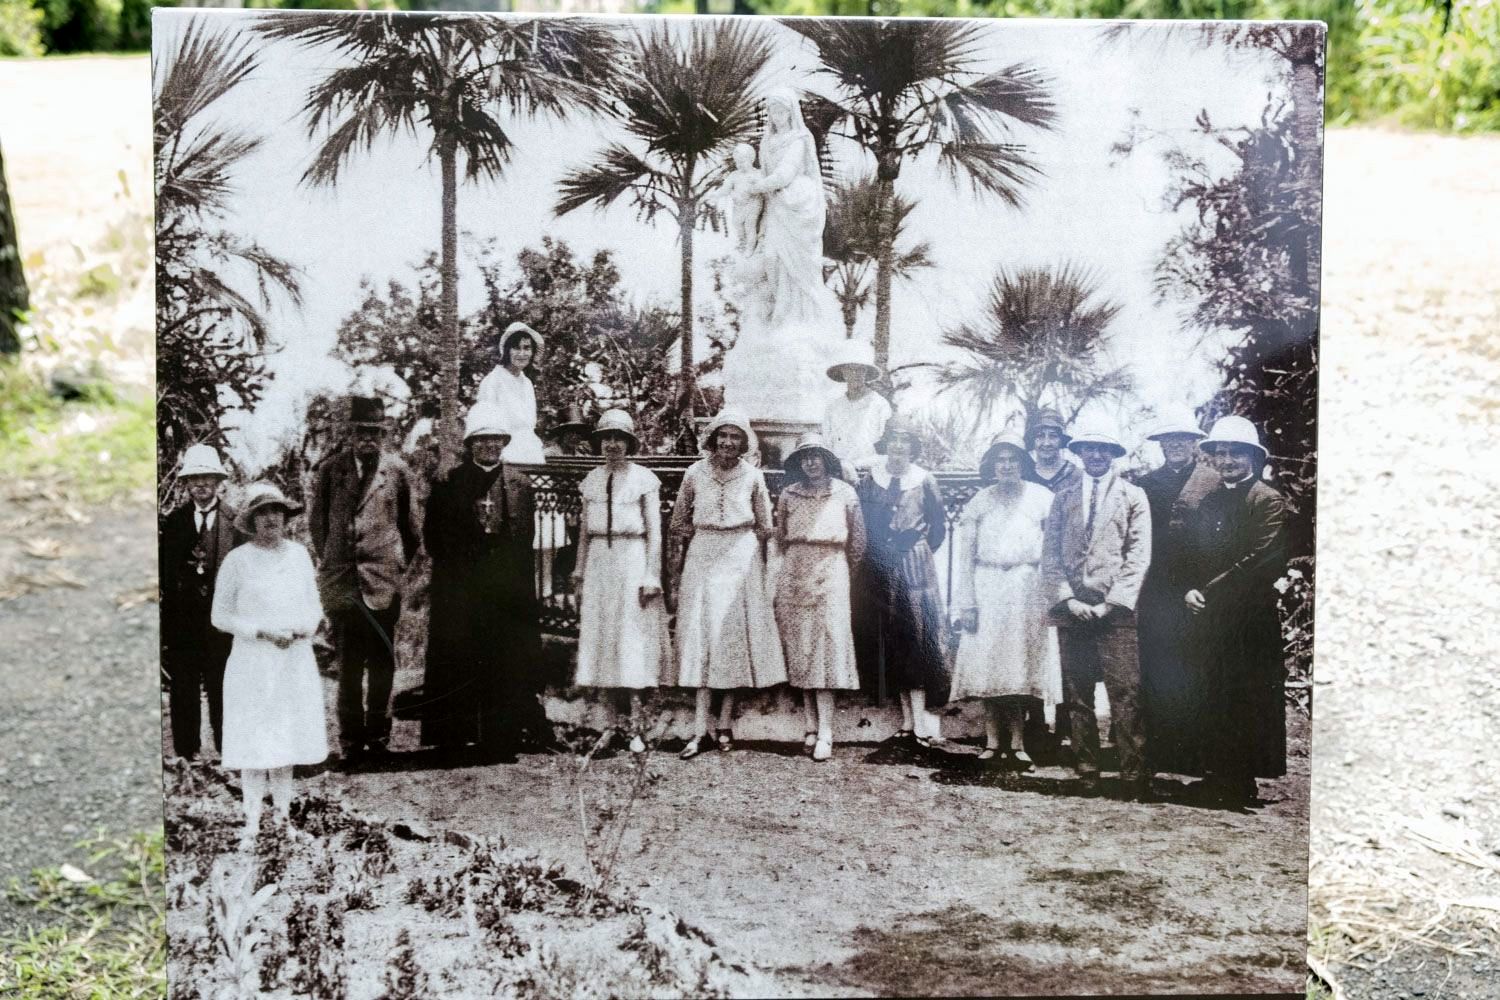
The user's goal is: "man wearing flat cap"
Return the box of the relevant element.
[308,395,420,762]
[159,444,243,760]
[1041,422,1152,800]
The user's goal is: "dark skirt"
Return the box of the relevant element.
[1137,577,1204,775]
[858,541,950,707]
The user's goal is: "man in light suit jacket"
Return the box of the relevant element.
[309,396,420,761]
[1041,423,1153,800]
[159,444,243,759]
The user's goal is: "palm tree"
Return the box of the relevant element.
[255,11,625,453]
[822,176,931,340]
[935,264,1132,430]
[787,19,1058,369]
[154,21,303,499]
[554,21,774,414]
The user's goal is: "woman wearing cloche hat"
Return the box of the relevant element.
[1179,414,1289,805]
[773,432,868,762]
[570,410,671,753]
[211,482,329,846]
[476,320,548,465]
[949,433,1061,770]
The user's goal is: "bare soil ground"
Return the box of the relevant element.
[3,56,1498,998]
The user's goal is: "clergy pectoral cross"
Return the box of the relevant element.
[476,495,498,534]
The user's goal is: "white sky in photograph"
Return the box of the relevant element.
[154,11,1289,472]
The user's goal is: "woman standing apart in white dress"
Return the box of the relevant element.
[476,321,547,465]
[774,432,866,762]
[212,483,329,846]
[950,434,1061,770]
[671,409,787,759]
[571,410,671,753]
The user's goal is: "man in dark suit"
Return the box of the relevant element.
[1041,423,1153,800]
[308,396,420,762]
[159,444,242,760]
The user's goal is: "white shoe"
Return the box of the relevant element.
[812,738,832,762]
[628,735,646,754]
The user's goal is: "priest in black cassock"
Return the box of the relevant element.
[419,402,550,757]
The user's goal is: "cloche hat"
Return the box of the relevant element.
[463,402,513,443]
[497,320,544,358]
[178,444,228,480]
[873,413,922,458]
[235,482,303,534]
[978,432,1035,483]
[699,408,756,454]
[590,409,640,455]
[825,339,882,384]
[1199,415,1267,461]
[783,431,843,482]
[1025,409,1071,449]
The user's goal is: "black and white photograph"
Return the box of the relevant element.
[151,9,1322,997]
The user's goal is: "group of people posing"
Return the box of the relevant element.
[160,323,1290,843]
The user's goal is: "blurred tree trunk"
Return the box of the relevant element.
[0,138,28,356]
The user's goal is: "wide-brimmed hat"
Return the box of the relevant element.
[235,482,303,534]
[873,413,922,458]
[1024,409,1071,449]
[825,339,882,384]
[349,395,387,428]
[699,408,756,454]
[1199,415,1267,461]
[497,321,544,358]
[548,403,592,438]
[978,432,1035,483]
[1066,423,1127,459]
[783,431,843,482]
[463,402,513,443]
[178,443,228,480]
[1147,408,1207,442]
[591,408,640,455]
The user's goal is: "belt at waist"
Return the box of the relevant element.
[588,531,647,540]
[783,538,847,549]
[976,558,1039,571]
[692,523,756,533]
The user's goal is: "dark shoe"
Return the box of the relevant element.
[976,747,999,763]
[1076,773,1102,797]
[1010,749,1035,773]
[891,729,914,742]
[715,728,734,752]
[1117,780,1152,803]
[364,740,394,759]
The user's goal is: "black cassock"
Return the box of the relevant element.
[420,460,548,751]
[1183,478,1289,780]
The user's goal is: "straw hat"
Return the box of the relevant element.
[1066,422,1127,459]
[1147,408,1207,442]
[178,444,228,480]
[591,408,640,455]
[873,413,922,458]
[825,339,882,383]
[1024,409,1071,449]
[783,431,843,483]
[699,408,756,454]
[234,482,303,534]
[1199,415,1267,461]
[978,432,1035,483]
[463,402,513,443]
[497,320,544,358]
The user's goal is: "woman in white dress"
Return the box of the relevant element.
[211,483,329,846]
[950,434,1061,770]
[774,432,866,762]
[670,409,787,759]
[571,409,670,753]
[476,321,547,465]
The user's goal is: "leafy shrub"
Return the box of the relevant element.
[0,0,44,56]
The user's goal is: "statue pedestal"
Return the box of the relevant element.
[719,317,842,466]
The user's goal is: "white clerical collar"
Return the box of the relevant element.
[475,460,502,472]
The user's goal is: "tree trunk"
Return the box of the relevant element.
[438,140,461,460]
[0,138,28,356]
[872,176,894,370]
[1290,53,1323,306]
[678,202,697,416]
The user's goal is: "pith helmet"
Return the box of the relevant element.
[1199,415,1267,461]
[1066,423,1127,459]
[1147,408,1207,442]
[178,444,228,480]
[463,402,513,443]
[591,408,640,455]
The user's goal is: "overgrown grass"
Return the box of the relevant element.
[0,830,168,999]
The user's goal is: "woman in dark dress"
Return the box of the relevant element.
[420,402,550,756]
[1182,415,1289,805]
[855,415,950,745]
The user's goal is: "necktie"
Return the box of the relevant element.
[605,472,615,547]
[1085,475,1102,537]
[196,509,212,538]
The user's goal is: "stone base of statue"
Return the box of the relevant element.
[720,317,842,466]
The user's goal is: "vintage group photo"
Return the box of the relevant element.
[153,9,1322,997]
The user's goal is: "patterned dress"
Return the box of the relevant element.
[774,478,867,690]
[573,463,671,689]
[671,458,787,690]
[855,465,950,705]
[949,483,1061,703]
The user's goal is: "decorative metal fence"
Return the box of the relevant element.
[522,456,984,638]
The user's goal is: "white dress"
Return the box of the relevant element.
[475,366,547,464]
[774,479,865,691]
[949,483,1063,703]
[574,464,671,689]
[822,390,891,475]
[211,541,330,769]
[670,459,787,690]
